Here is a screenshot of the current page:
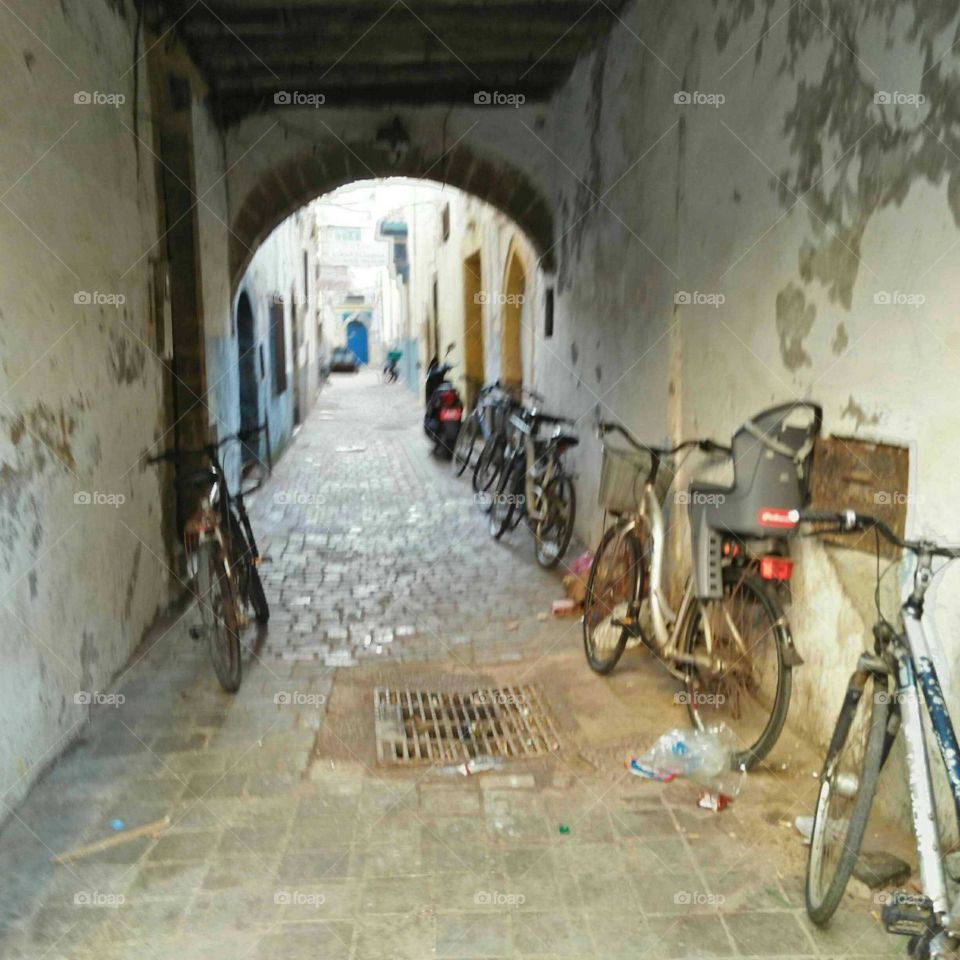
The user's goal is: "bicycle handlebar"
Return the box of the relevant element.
[596,421,731,458]
[798,509,960,559]
[146,424,269,466]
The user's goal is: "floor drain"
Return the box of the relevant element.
[373,685,560,765]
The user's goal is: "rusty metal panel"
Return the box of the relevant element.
[808,436,910,558]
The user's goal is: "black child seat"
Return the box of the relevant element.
[688,402,822,599]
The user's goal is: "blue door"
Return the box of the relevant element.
[346,320,368,365]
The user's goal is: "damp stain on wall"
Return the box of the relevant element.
[775,281,816,370]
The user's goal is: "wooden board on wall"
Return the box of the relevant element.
[807,435,910,559]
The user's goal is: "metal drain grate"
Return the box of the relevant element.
[374,685,560,765]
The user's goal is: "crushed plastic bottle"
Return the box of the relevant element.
[631,724,745,796]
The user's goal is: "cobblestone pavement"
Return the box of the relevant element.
[0,372,900,959]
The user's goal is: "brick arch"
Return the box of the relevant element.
[229,142,555,289]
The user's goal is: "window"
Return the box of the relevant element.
[544,288,554,338]
[271,301,287,395]
[303,250,309,301]
[441,204,450,241]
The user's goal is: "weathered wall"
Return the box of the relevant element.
[0,0,168,810]
[536,0,960,827]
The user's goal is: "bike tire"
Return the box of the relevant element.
[196,541,242,692]
[582,523,642,674]
[473,435,505,512]
[453,414,478,476]
[680,569,792,770]
[806,670,891,926]
[489,460,519,540]
[535,474,576,568]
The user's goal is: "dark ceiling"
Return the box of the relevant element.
[147,1,626,123]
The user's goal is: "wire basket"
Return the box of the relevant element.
[598,444,675,515]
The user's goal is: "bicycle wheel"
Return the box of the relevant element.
[582,523,643,674]
[534,474,576,568]
[473,435,505,512]
[196,540,242,692]
[806,669,891,926]
[489,460,520,539]
[228,514,270,624]
[453,414,479,476]
[679,568,791,770]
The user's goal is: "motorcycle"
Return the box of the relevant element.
[424,347,463,458]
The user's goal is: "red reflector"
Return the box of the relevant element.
[760,555,793,581]
[439,407,461,422]
[439,390,457,406]
[757,508,799,528]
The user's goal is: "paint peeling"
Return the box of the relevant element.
[842,395,881,429]
[775,281,815,370]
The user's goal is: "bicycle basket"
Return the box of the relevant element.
[599,445,654,514]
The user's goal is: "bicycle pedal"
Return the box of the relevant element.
[882,892,937,938]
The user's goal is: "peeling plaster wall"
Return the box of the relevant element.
[539,0,960,829]
[0,0,168,811]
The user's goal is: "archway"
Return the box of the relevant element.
[235,291,259,462]
[501,245,526,388]
[227,140,554,293]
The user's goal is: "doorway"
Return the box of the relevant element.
[236,291,259,463]
[501,247,525,388]
[290,289,302,426]
[347,319,369,364]
[462,252,484,410]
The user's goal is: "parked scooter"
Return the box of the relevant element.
[424,345,463,458]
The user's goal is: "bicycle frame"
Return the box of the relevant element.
[507,413,562,524]
[889,556,960,943]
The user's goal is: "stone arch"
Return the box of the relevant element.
[229,142,554,291]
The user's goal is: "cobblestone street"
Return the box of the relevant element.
[0,372,899,959]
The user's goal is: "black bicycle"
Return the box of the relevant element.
[452,380,506,477]
[148,425,270,691]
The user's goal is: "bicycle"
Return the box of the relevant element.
[148,425,271,692]
[800,509,960,958]
[582,403,821,769]
[472,387,539,513]
[452,380,506,477]
[488,404,578,569]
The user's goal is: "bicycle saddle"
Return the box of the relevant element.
[689,402,821,599]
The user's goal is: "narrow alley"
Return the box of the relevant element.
[0,372,898,959]
[7,0,960,957]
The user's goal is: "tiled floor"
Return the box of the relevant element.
[0,372,901,958]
